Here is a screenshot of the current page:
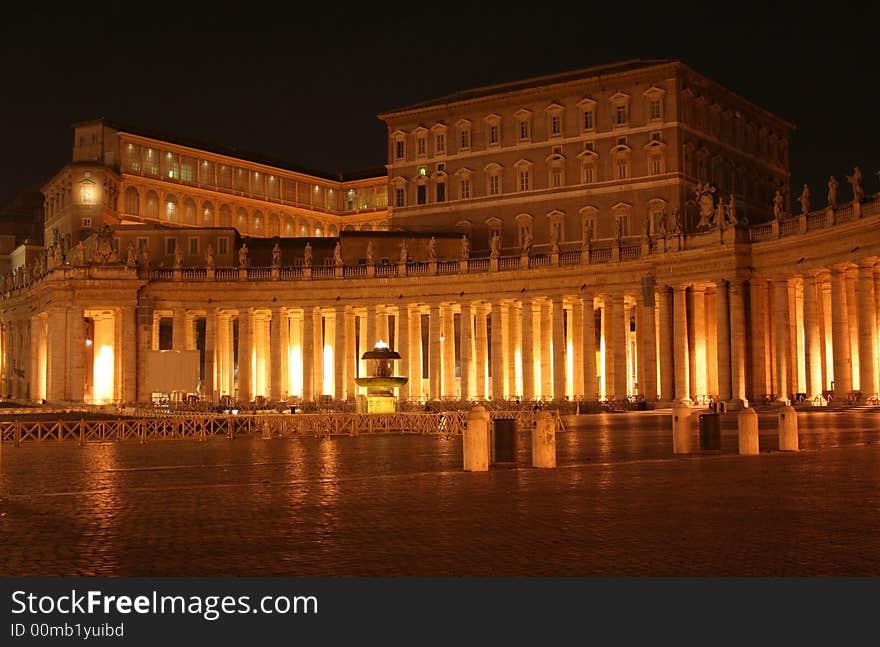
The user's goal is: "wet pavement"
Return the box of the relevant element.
[1,409,879,576]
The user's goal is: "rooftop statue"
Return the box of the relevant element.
[799,184,811,215]
[827,175,838,208]
[238,243,249,268]
[460,234,470,261]
[303,242,312,267]
[846,166,864,203]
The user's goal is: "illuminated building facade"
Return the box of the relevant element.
[1,59,878,407]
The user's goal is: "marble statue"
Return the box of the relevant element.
[521,228,533,255]
[174,246,183,269]
[333,241,342,266]
[72,242,85,266]
[549,222,560,253]
[366,241,375,264]
[489,231,501,258]
[846,166,864,203]
[238,243,249,268]
[727,195,738,226]
[459,235,470,261]
[126,241,137,266]
[399,240,409,263]
[205,244,215,268]
[772,190,785,220]
[827,176,838,208]
[426,236,437,261]
[303,242,312,266]
[799,184,811,215]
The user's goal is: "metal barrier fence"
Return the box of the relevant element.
[0,409,562,444]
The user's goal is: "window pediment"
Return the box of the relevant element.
[609,91,630,105]
[454,167,474,177]
[431,122,448,133]
[484,113,502,125]
[577,149,599,161]
[544,101,564,114]
[577,96,596,109]
[456,118,472,128]
[644,140,667,152]
[611,144,632,155]
[514,108,533,119]
[545,153,566,163]
[643,85,667,99]
[578,205,599,216]
[611,201,632,213]
[484,162,503,173]
[391,129,408,138]
[513,158,534,169]
[484,216,503,228]
[546,209,565,221]
[413,126,429,135]
[514,213,533,224]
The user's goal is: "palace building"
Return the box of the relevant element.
[1,58,878,408]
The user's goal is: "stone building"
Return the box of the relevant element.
[1,59,878,408]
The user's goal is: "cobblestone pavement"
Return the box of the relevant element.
[1,410,879,576]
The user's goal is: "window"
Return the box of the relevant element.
[436,133,445,153]
[460,129,470,150]
[436,183,446,202]
[651,156,663,175]
[616,161,629,179]
[519,120,529,140]
[460,178,471,199]
[417,185,427,204]
[166,238,177,256]
[396,140,405,159]
[583,110,594,130]
[649,100,662,120]
[395,188,405,207]
[80,182,95,205]
[519,170,530,192]
[551,115,562,136]
[91,133,98,144]
[584,142,595,152]
[617,136,628,146]
[137,237,148,250]
[489,175,500,195]
[218,237,228,255]
[582,166,595,184]
[437,162,445,171]
[616,104,628,125]
[417,137,426,156]
[651,132,661,142]
[552,146,563,155]
[189,237,199,255]
[489,125,499,145]
[81,217,92,228]
[551,168,563,187]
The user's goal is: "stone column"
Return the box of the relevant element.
[673,285,690,403]
[428,303,441,400]
[474,305,487,400]
[715,280,732,402]
[67,307,85,403]
[345,310,356,398]
[301,307,314,401]
[846,268,860,389]
[729,281,748,405]
[442,304,456,398]
[773,278,791,402]
[313,310,324,398]
[397,305,409,400]
[491,301,505,400]
[252,311,267,398]
[692,286,707,399]
[366,305,377,349]
[830,266,853,395]
[172,308,186,351]
[551,297,565,400]
[612,293,627,401]
[640,289,657,402]
[377,306,389,345]
[540,300,552,398]
[603,296,616,400]
[582,293,597,402]
[506,304,518,398]
[459,303,473,400]
[571,299,585,399]
[658,286,674,402]
[802,273,823,399]
[819,275,832,390]
[521,298,535,400]
[237,309,251,402]
[857,261,877,396]
[46,307,67,402]
[120,305,137,404]
[334,306,346,401]
[204,309,216,403]
[749,280,771,401]
[875,266,880,394]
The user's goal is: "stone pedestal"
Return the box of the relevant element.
[672,402,694,454]
[464,405,490,471]
[737,407,759,455]
[778,405,799,451]
[531,410,556,468]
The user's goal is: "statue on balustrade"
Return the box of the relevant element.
[727,195,739,226]
[333,241,343,266]
[93,224,118,264]
[715,197,727,228]
[696,182,716,229]
[772,190,785,220]
[205,244,215,269]
[139,244,151,270]
[303,242,313,267]
[366,241,375,264]
[846,166,864,203]
[174,246,183,269]
[799,184,811,215]
[670,208,683,235]
[399,239,409,263]
[549,222,560,253]
[72,241,85,266]
[426,236,437,261]
[272,242,281,267]
[489,231,501,258]
[459,234,470,260]
[238,243,249,268]
[827,175,838,208]
[126,241,137,266]
[521,228,532,256]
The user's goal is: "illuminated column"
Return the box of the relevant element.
[204,309,216,403]
[409,309,423,400]
[845,268,860,388]
[602,296,614,400]
[91,312,115,403]
[729,281,748,405]
[172,309,186,351]
[640,289,657,402]
[582,293,597,402]
[551,297,565,400]
[30,314,45,402]
[673,285,690,403]
[830,266,853,395]
[657,286,673,402]
[313,310,324,397]
[442,304,456,398]
[715,280,732,402]
[875,267,880,393]
[474,305,487,399]
[366,305,377,348]
[253,311,267,397]
[491,301,505,400]
[506,304,518,398]
[46,308,66,402]
[691,286,707,399]
[377,305,389,345]
[802,273,823,399]
[120,305,137,404]
[460,303,473,400]
[396,305,409,400]
[706,289,718,397]
[345,310,356,398]
[540,300,552,398]
[301,307,314,401]
[820,276,833,390]
[521,298,535,400]
[334,305,346,400]
[184,313,196,351]
[773,278,791,402]
[237,309,251,402]
[428,303,441,400]
[571,300,584,398]
[151,313,160,350]
[857,261,877,396]
[749,280,771,401]
[612,293,627,401]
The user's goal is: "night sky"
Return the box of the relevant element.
[1,3,877,208]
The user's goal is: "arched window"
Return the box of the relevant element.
[219,204,232,227]
[313,222,323,237]
[268,213,280,237]
[182,198,196,225]
[124,186,139,215]
[283,215,294,237]
[201,201,214,226]
[145,191,159,219]
[327,224,338,237]
[236,207,248,233]
[164,194,177,222]
[252,210,263,235]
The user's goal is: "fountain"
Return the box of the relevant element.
[354,340,409,413]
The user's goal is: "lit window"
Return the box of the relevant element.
[81,217,92,228]
[616,105,628,125]
[417,137,426,156]
[519,170,530,192]
[395,188,405,207]
[551,115,562,135]
[583,110,594,130]
[460,179,471,199]
[80,183,95,205]
[489,125,499,145]
[489,175,500,195]
[519,121,529,140]
[460,129,470,150]
[650,100,662,120]
[419,166,427,176]
[436,133,445,153]
[616,161,629,179]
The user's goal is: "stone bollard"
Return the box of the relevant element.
[737,407,760,455]
[463,405,490,471]
[778,405,799,451]
[672,402,694,454]
[531,410,557,468]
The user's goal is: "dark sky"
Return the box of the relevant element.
[1,2,877,207]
